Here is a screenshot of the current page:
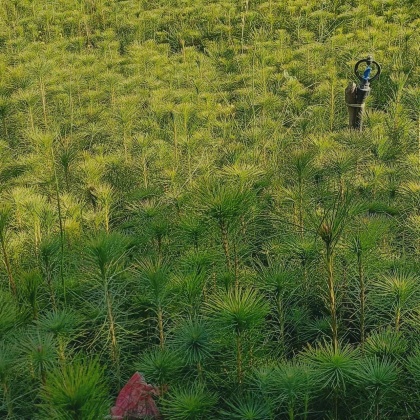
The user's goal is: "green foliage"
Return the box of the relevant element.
[36,309,81,338]
[18,331,59,384]
[161,382,217,420]
[407,349,420,385]
[136,347,183,388]
[38,357,108,420]
[254,361,313,419]
[364,328,408,359]
[0,342,14,384]
[221,393,270,419]
[171,318,215,366]
[405,349,420,416]
[0,0,419,417]
[0,292,19,335]
[0,205,12,238]
[0,341,15,418]
[207,287,268,335]
[304,342,359,394]
[197,180,255,225]
[136,257,172,307]
[303,342,359,417]
[354,357,400,418]
[18,270,43,320]
[369,271,419,331]
[87,232,130,279]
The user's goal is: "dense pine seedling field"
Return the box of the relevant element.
[0,0,420,418]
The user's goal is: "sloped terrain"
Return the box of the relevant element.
[0,0,419,418]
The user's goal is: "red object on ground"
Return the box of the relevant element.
[110,372,161,419]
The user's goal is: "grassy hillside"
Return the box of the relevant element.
[0,0,420,418]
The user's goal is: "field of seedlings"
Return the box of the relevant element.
[0,0,420,418]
